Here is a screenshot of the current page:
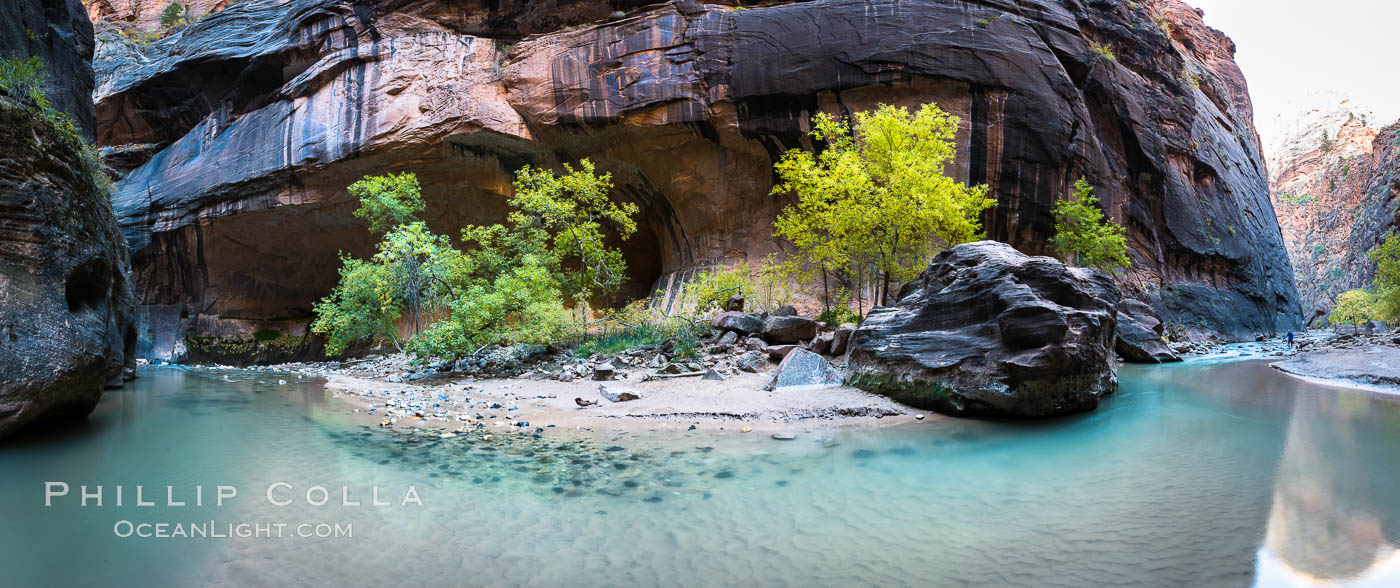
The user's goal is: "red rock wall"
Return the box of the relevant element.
[1270,101,1400,320]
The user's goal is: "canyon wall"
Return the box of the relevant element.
[0,0,136,438]
[93,0,1303,359]
[2,0,99,138]
[1269,99,1400,321]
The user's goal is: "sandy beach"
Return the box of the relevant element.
[317,369,921,435]
[1271,345,1400,394]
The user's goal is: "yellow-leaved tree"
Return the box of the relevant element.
[771,103,994,318]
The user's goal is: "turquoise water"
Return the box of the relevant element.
[3,360,1400,587]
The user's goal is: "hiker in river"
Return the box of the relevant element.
[1286,331,1295,346]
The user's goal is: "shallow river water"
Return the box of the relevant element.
[3,359,1399,587]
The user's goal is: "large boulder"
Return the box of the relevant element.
[0,95,136,438]
[1116,298,1181,363]
[767,349,843,390]
[0,0,135,439]
[762,315,819,344]
[846,242,1120,419]
[711,311,763,335]
[830,323,857,357]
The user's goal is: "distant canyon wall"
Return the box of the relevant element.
[92,0,1303,359]
[1269,100,1400,321]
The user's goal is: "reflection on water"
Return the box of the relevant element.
[1257,386,1400,586]
[0,361,1398,586]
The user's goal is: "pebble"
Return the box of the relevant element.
[740,426,753,433]
[771,433,795,440]
[915,414,925,420]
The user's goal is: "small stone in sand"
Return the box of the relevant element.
[598,385,641,402]
[916,414,925,420]
[740,426,753,433]
[771,433,795,440]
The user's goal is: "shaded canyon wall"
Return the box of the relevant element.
[0,0,137,438]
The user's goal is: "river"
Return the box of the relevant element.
[2,358,1398,586]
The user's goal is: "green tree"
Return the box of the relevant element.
[312,218,468,355]
[510,159,639,314]
[1330,289,1380,326]
[160,2,186,28]
[314,173,467,354]
[1369,233,1400,321]
[1051,178,1131,274]
[771,103,993,317]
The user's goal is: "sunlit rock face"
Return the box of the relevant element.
[85,0,230,34]
[95,0,1302,359]
[1271,99,1400,323]
[1268,96,1400,322]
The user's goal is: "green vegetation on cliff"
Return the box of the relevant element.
[0,56,109,194]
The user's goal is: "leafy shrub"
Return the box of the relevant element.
[1090,42,1117,62]
[0,56,111,195]
[817,306,860,326]
[681,254,796,316]
[0,56,50,111]
[314,163,638,359]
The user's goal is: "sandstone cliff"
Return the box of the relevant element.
[87,0,229,34]
[93,0,1303,359]
[0,0,137,438]
[1269,98,1400,321]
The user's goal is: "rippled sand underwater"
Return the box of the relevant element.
[3,361,1399,587]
